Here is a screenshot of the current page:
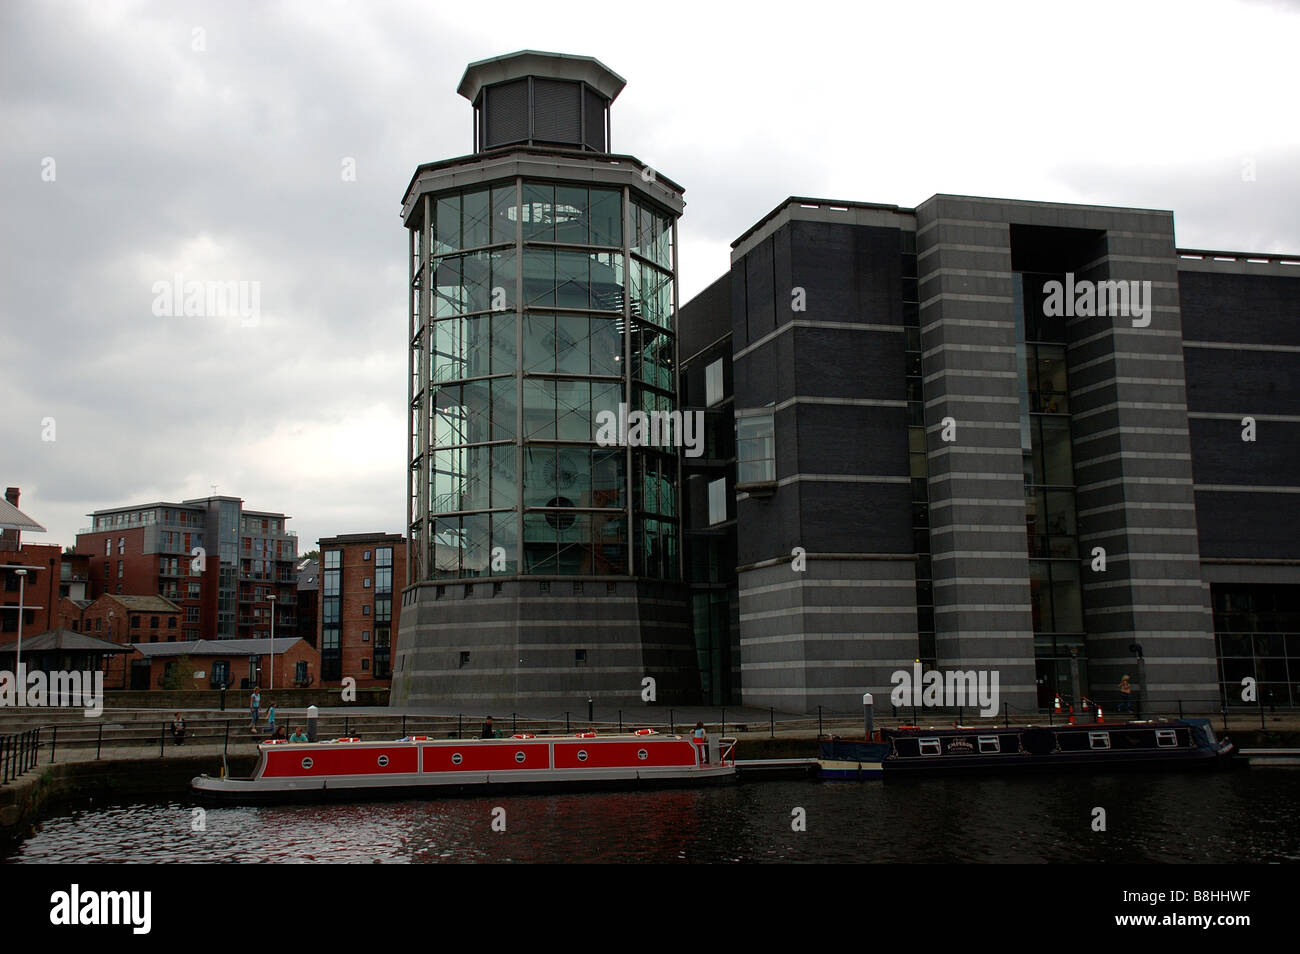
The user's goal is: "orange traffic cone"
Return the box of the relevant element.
[1067,704,1075,725]
[1095,706,1104,723]
[1054,694,1062,713]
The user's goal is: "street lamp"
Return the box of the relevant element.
[14,568,27,676]
[269,593,276,691]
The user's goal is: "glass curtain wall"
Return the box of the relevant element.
[412,180,680,581]
[1015,272,1086,708]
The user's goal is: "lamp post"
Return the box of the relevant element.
[269,593,276,691]
[14,568,27,676]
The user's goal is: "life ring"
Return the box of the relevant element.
[334,737,361,743]
[262,739,287,745]
[575,732,597,738]
[897,726,919,731]
[409,736,429,741]
[511,733,536,739]
[634,728,656,736]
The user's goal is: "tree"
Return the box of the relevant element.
[299,550,320,563]
[160,655,198,690]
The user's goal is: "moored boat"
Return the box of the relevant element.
[192,730,737,803]
[878,717,1235,776]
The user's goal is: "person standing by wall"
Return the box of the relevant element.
[250,687,262,732]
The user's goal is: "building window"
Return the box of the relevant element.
[361,658,369,671]
[459,651,471,668]
[736,413,775,484]
[705,358,724,407]
[118,537,125,554]
[131,615,140,628]
[362,630,370,642]
[105,539,111,556]
[95,618,103,632]
[168,618,176,628]
[363,550,371,561]
[151,616,159,629]
[708,477,727,525]
[575,648,587,666]
[363,577,371,588]
[362,605,370,616]
[118,562,123,578]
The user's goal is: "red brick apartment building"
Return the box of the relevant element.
[318,533,405,687]
[74,495,299,644]
[1,488,64,645]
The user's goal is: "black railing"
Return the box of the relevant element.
[1,728,41,784]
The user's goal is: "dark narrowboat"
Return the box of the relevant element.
[819,718,1235,778]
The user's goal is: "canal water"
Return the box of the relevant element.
[7,770,1299,863]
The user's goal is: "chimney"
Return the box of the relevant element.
[1,488,18,550]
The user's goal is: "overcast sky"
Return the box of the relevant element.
[3,0,1297,552]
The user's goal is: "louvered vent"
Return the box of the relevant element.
[583,86,606,151]
[484,79,529,148]
[532,79,581,145]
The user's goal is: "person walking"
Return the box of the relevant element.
[265,702,277,737]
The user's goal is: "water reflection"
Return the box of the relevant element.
[8,771,1299,864]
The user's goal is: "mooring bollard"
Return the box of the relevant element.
[863,692,874,738]
[306,705,319,743]
[588,697,594,723]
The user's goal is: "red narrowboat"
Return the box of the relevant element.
[192,731,737,803]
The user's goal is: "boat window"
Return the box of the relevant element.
[977,735,1000,754]
[1155,729,1178,748]
[919,738,942,756]
[1088,732,1110,750]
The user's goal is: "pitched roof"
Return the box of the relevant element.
[103,594,182,613]
[130,637,304,658]
[0,629,134,654]
[296,558,320,590]
[0,498,46,533]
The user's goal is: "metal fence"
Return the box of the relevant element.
[1,728,41,784]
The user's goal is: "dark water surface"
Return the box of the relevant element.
[8,770,1299,863]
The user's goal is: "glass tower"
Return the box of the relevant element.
[395,51,696,706]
